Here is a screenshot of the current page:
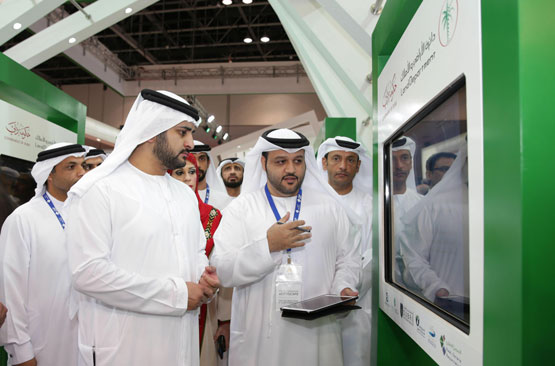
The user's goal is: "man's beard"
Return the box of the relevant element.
[266,171,305,196]
[224,176,243,188]
[153,132,187,170]
[198,169,207,182]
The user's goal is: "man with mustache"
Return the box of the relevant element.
[0,142,87,366]
[191,141,231,210]
[211,157,245,363]
[216,157,245,198]
[65,90,220,366]
[212,129,360,366]
[317,136,373,366]
[391,136,422,290]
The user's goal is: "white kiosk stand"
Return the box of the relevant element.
[377,1,483,365]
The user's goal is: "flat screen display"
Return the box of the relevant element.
[384,76,469,332]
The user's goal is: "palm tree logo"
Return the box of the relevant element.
[439,0,459,47]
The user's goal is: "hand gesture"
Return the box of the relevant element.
[340,287,359,306]
[267,212,312,253]
[214,321,231,351]
[186,282,209,310]
[199,266,221,300]
[0,302,7,327]
[13,358,37,366]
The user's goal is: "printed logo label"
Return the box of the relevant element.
[438,0,459,47]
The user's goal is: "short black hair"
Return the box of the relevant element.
[426,152,457,171]
[262,151,268,169]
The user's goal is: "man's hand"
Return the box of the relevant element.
[14,358,37,366]
[0,302,7,327]
[214,320,231,351]
[267,212,312,253]
[435,288,449,298]
[186,282,209,310]
[340,288,359,306]
[199,266,221,300]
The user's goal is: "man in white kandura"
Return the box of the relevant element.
[317,136,373,366]
[391,136,422,289]
[211,157,245,364]
[400,145,469,307]
[216,157,244,198]
[191,141,231,210]
[0,142,87,366]
[211,128,360,366]
[65,89,220,366]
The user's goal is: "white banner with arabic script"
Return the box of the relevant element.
[0,99,77,163]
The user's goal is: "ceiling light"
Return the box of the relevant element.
[223,133,229,140]
[13,23,22,30]
[204,126,211,133]
[216,125,223,133]
[69,37,76,44]
[243,37,253,44]
[125,7,133,14]
[207,115,215,123]
[243,0,253,4]
[212,133,219,140]
[222,0,232,5]
[260,36,270,43]
[96,138,101,142]
[237,145,241,149]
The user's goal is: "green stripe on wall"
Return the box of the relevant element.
[0,52,86,143]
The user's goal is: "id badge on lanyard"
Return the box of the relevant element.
[264,184,304,311]
[275,261,302,311]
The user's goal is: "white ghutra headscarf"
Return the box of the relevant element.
[68,90,200,202]
[391,136,417,191]
[316,136,372,194]
[243,128,362,225]
[31,142,86,198]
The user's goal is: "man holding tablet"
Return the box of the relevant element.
[212,129,360,366]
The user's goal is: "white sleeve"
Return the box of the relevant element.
[357,195,374,297]
[355,224,373,298]
[66,186,189,316]
[211,200,282,287]
[400,208,450,300]
[0,213,35,364]
[330,209,361,295]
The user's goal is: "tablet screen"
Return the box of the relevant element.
[280,294,358,313]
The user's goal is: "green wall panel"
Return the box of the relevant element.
[518,0,555,362]
[324,117,356,140]
[0,52,86,143]
[483,0,555,364]
[481,0,523,364]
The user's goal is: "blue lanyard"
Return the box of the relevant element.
[204,184,210,204]
[264,184,302,253]
[43,192,66,229]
